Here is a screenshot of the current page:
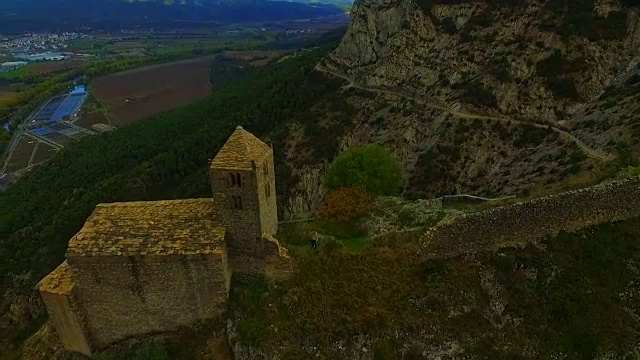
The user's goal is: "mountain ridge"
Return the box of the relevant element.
[0,0,346,32]
[299,0,640,199]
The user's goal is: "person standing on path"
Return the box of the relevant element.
[311,231,319,251]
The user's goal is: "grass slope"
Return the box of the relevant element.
[60,214,640,359]
[231,217,640,358]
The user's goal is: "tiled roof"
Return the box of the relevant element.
[210,126,272,170]
[38,261,74,295]
[66,199,225,257]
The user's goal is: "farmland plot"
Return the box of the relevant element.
[91,56,215,126]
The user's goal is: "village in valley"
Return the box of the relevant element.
[0,14,349,190]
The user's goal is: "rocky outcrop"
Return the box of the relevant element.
[331,0,427,69]
[330,0,640,123]
[279,0,640,200]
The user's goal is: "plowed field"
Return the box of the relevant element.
[91,56,215,126]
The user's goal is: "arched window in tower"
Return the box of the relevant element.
[263,160,269,176]
[229,173,236,186]
[235,173,242,187]
[265,181,271,198]
[231,195,244,210]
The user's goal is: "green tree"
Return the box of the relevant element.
[327,144,403,196]
[625,165,640,177]
[0,128,11,154]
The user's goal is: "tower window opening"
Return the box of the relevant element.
[265,182,271,198]
[231,195,243,210]
[229,173,236,186]
[235,173,242,187]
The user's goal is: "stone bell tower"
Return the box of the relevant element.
[209,126,278,258]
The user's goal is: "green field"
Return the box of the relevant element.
[0,64,33,80]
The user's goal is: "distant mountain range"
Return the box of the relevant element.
[0,0,349,33]
[282,0,353,10]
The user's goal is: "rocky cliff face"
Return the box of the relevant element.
[277,0,640,201]
[330,0,640,122]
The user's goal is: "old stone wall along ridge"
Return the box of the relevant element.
[424,177,640,257]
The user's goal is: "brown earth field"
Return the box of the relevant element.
[90,56,215,126]
[0,92,18,103]
[0,85,19,105]
[29,61,81,75]
[30,141,57,166]
[111,41,146,50]
[76,110,109,129]
[5,136,36,173]
[223,50,283,66]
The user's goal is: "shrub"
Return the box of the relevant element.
[397,207,417,227]
[547,77,580,100]
[319,237,342,256]
[494,253,516,275]
[491,56,512,82]
[536,50,565,77]
[621,0,639,6]
[625,166,640,177]
[568,150,587,165]
[0,128,10,154]
[237,317,266,345]
[319,187,374,222]
[327,144,403,196]
[95,339,170,360]
[461,81,498,107]
[513,127,552,148]
[423,258,448,287]
[440,17,458,34]
[277,222,310,247]
[315,217,368,240]
[624,74,640,86]
[415,0,435,15]
[374,339,401,360]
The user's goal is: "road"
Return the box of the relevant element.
[25,132,63,150]
[315,64,613,162]
[1,133,22,174]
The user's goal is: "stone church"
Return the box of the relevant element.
[37,126,290,357]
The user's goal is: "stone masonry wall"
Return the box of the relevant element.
[40,292,92,357]
[210,168,263,258]
[263,235,294,282]
[67,251,230,349]
[423,177,640,257]
[229,236,293,283]
[257,151,279,238]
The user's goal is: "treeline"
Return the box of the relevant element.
[0,128,10,155]
[0,42,345,300]
[208,57,258,89]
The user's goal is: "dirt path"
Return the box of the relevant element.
[436,194,517,202]
[316,64,613,162]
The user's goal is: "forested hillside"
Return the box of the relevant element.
[0,41,348,349]
[0,129,10,155]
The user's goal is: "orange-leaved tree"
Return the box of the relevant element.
[319,187,374,222]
